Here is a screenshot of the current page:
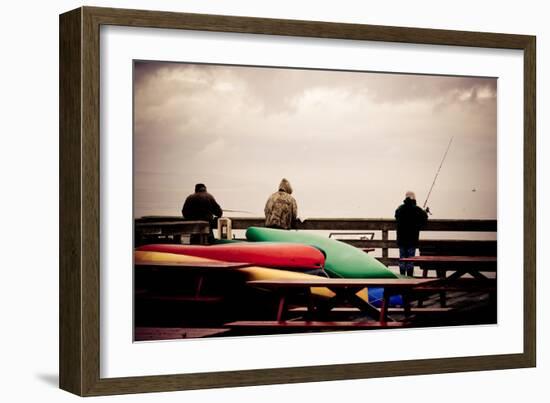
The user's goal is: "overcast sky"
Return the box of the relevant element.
[133,61,497,220]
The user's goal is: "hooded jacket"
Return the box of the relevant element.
[264,178,298,230]
[395,197,428,247]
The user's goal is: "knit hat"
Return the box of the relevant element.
[195,183,207,192]
[405,191,416,200]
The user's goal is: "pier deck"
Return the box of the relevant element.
[134,217,497,340]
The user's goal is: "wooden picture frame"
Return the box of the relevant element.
[59,6,536,396]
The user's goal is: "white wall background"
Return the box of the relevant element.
[0,1,546,402]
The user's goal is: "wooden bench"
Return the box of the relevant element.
[289,306,453,314]
[419,240,496,278]
[245,278,437,325]
[400,254,497,307]
[135,327,230,341]
[136,260,252,298]
[411,277,497,307]
[400,255,497,280]
[225,320,407,330]
[136,293,225,303]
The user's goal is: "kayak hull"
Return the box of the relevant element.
[134,250,339,299]
[136,242,325,270]
[245,227,396,279]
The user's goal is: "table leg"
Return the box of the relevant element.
[403,291,411,318]
[276,294,287,322]
[436,269,447,307]
[418,265,436,306]
[325,287,383,321]
[439,290,447,308]
[195,274,204,298]
[305,288,316,320]
[380,289,389,324]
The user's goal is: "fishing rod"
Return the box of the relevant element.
[422,136,454,212]
[224,209,255,214]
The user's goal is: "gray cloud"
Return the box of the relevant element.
[133,61,496,220]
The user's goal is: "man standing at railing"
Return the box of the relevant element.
[395,191,428,276]
[182,183,223,243]
[264,178,299,230]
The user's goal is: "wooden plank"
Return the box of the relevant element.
[135,327,230,341]
[247,278,435,288]
[135,261,251,269]
[381,229,389,258]
[136,294,225,303]
[401,256,496,263]
[419,240,497,256]
[135,261,315,272]
[415,285,496,292]
[225,320,407,329]
[137,216,187,223]
[229,218,497,231]
[414,278,496,292]
[289,307,453,313]
[136,220,209,228]
[375,257,399,266]
[344,239,497,249]
[136,217,497,232]
[136,221,210,235]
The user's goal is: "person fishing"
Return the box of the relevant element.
[181,183,223,243]
[395,191,428,277]
[393,137,453,275]
[264,178,298,230]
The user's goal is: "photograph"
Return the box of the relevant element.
[132,60,498,341]
[55,3,538,397]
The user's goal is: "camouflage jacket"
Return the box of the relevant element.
[264,191,297,230]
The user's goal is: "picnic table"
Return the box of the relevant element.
[241,278,437,326]
[399,255,497,280]
[135,260,251,298]
[399,255,497,307]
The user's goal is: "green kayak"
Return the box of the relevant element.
[245,227,397,279]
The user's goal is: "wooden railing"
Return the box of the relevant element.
[230,218,496,266]
[135,216,496,266]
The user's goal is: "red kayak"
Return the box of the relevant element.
[136,242,325,269]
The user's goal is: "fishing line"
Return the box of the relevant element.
[423,136,454,209]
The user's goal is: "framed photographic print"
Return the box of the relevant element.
[59,6,536,396]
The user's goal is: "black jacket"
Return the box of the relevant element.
[395,198,428,247]
[182,191,222,224]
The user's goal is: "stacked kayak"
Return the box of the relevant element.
[137,242,325,270]
[137,228,401,308]
[245,227,396,279]
[135,250,348,300]
[245,227,402,307]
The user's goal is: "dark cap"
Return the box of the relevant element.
[195,183,207,192]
